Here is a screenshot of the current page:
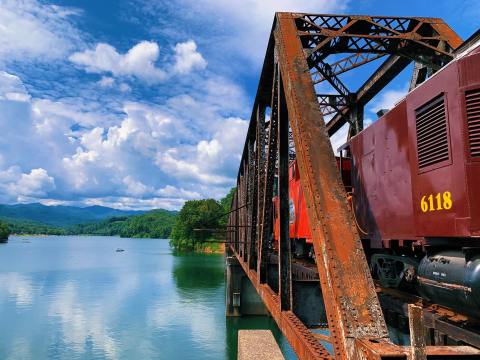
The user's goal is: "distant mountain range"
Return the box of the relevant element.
[0,203,146,227]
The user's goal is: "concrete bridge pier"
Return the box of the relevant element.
[225,256,268,316]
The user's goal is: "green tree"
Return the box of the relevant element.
[170,199,224,250]
[0,221,10,240]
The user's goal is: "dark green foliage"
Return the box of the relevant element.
[0,220,10,240]
[170,188,235,251]
[219,187,236,226]
[220,187,236,212]
[1,217,65,235]
[0,203,144,227]
[0,188,236,245]
[69,210,176,238]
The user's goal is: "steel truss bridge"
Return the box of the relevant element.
[226,13,480,359]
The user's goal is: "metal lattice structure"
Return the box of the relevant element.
[225,13,480,359]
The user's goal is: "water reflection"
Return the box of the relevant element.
[0,273,34,308]
[171,252,224,290]
[0,236,293,360]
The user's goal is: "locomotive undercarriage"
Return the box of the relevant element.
[369,243,480,320]
[269,244,480,348]
[289,234,480,321]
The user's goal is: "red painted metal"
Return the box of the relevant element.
[350,44,480,244]
[273,43,480,248]
[273,159,351,245]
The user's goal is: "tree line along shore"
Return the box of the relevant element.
[0,188,235,253]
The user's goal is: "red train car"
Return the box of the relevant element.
[273,40,480,316]
[273,158,351,257]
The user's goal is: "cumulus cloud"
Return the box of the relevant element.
[0,166,55,202]
[157,117,248,186]
[172,40,207,74]
[70,39,206,83]
[0,68,247,208]
[70,41,167,82]
[141,0,348,65]
[0,71,30,102]
[0,0,82,61]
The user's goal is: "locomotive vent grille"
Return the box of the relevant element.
[415,94,449,170]
[466,88,480,158]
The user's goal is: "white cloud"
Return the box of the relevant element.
[0,0,82,61]
[0,166,55,202]
[70,41,167,82]
[157,117,248,186]
[70,39,207,83]
[98,76,115,88]
[119,83,131,92]
[172,40,207,74]
[151,0,348,65]
[0,51,244,209]
[369,83,409,115]
[0,71,30,102]
[123,176,153,197]
[329,123,349,155]
[17,168,56,196]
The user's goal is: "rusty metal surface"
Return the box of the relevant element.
[376,282,480,349]
[227,11,474,360]
[409,304,427,360]
[232,247,333,360]
[275,13,389,358]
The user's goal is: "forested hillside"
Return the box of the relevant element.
[70,210,176,238]
[0,203,144,227]
[2,188,235,244]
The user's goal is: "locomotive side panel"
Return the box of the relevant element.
[459,51,480,235]
[406,62,471,237]
[349,101,415,248]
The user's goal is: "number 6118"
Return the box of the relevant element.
[420,191,452,212]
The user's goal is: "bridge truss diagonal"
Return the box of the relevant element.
[227,12,478,360]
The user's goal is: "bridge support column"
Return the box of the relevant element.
[226,256,268,316]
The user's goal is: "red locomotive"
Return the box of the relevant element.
[273,40,480,316]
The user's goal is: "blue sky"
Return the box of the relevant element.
[0,0,478,210]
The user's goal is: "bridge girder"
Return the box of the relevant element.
[228,12,468,360]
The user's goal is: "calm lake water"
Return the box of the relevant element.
[0,236,296,360]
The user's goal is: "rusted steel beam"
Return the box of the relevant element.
[377,284,480,348]
[311,53,385,85]
[275,13,390,358]
[233,192,239,252]
[409,304,427,360]
[295,14,460,57]
[309,56,352,98]
[278,70,292,311]
[255,104,266,270]
[354,338,480,359]
[231,246,333,360]
[326,54,410,136]
[247,139,257,269]
[258,62,279,284]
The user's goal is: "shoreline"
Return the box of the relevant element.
[7,234,225,254]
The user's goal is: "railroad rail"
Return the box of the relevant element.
[226,13,480,359]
